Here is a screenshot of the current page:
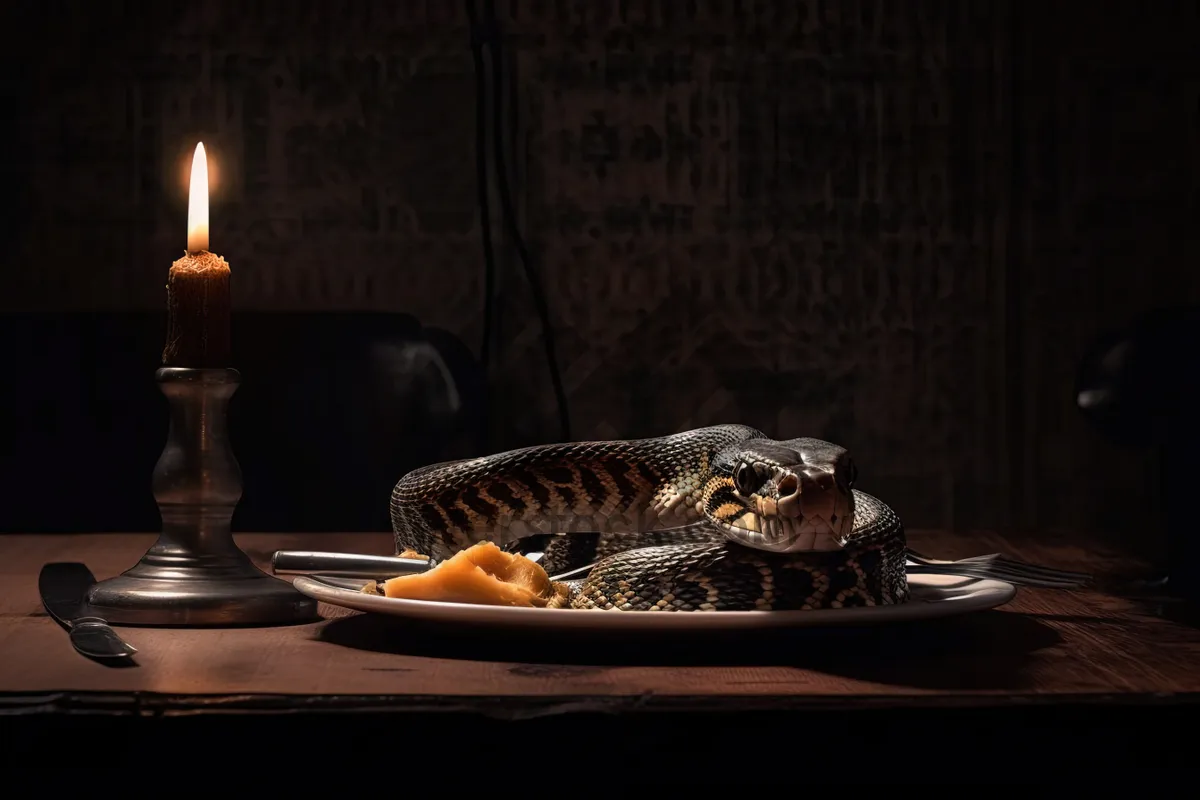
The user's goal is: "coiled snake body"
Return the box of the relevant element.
[390,425,909,611]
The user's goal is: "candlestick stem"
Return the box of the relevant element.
[86,368,318,627]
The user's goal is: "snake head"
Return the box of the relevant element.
[703,437,857,553]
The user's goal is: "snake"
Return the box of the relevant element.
[389,425,909,611]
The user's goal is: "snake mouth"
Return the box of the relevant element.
[719,511,846,553]
[714,483,855,553]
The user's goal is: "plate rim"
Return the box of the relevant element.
[293,573,1017,630]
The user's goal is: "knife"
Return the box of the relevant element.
[272,534,552,579]
[271,546,597,583]
[39,562,138,663]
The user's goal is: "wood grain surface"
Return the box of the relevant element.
[1,531,1197,710]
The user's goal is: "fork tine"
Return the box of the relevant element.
[955,554,1093,581]
[904,554,1092,587]
[905,547,1091,582]
[966,566,1090,587]
[940,562,1092,586]
[938,554,1091,578]
[906,565,1090,589]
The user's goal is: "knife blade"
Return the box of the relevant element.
[39,562,138,663]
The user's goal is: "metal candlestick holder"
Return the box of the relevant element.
[86,367,319,627]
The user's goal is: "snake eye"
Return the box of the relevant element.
[734,462,763,496]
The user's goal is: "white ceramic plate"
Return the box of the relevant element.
[293,572,1016,632]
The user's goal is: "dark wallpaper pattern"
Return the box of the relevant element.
[499,1,1013,537]
[4,0,1197,536]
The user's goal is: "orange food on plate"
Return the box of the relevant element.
[374,542,571,608]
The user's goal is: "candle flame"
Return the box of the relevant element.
[187,142,209,253]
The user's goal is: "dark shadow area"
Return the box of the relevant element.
[0,311,484,533]
[317,609,1061,691]
[1076,305,1200,603]
[1141,598,1200,630]
[4,701,1198,783]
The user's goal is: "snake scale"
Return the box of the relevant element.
[390,425,909,611]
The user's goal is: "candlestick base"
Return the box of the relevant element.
[86,367,318,627]
[86,558,318,627]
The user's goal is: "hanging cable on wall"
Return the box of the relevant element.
[466,0,572,443]
[466,1,499,385]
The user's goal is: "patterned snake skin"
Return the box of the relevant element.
[390,425,909,611]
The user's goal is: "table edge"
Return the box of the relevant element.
[3,689,1200,718]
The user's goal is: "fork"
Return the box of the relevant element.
[545,547,1093,589]
[904,547,1092,589]
[500,533,1092,589]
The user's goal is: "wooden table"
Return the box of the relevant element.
[2,530,1198,780]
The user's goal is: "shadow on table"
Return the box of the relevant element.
[317,609,1062,691]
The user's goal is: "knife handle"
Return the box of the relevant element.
[271,550,434,579]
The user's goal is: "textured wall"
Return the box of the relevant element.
[493,1,1014,537]
[4,0,1197,536]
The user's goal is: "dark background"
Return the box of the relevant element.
[0,1,1196,546]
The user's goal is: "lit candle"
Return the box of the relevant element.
[186,142,209,252]
[162,142,231,368]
